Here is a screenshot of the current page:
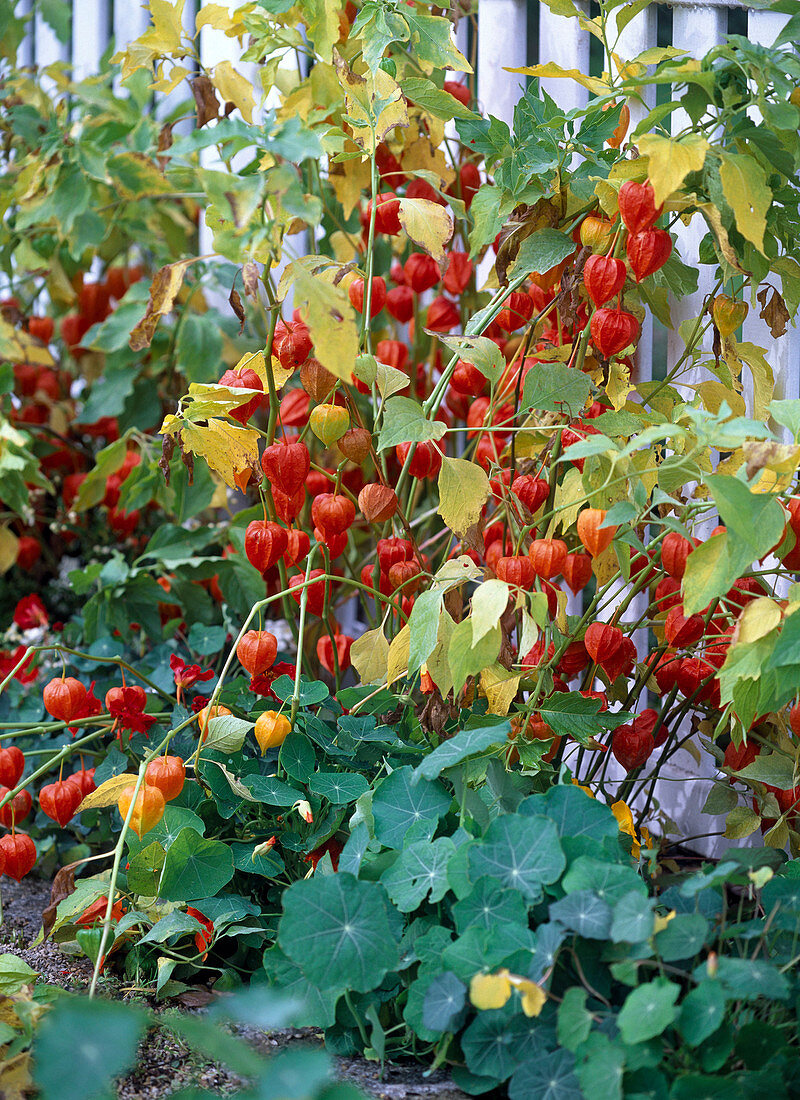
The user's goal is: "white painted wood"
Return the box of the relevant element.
[33,0,69,71]
[15,0,34,67]
[477,0,527,124]
[538,0,590,112]
[666,6,727,398]
[613,5,658,129]
[71,0,110,79]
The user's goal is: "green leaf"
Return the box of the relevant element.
[512,229,575,277]
[682,475,785,614]
[407,589,444,674]
[403,9,472,72]
[402,76,478,121]
[531,785,620,861]
[452,877,528,934]
[270,675,329,706]
[262,946,339,1027]
[204,714,253,753]
[422,971,467,1033]
[33,997,148,1100]
[548,891,612,939]
[414,723,509,781]
[736,752,796,789]
[468,814,565,902]
[617,978,680,1043]
[521,361,592,418]
[461,1002,545,1081]
[372,766,452,849]
[693,956,790,1002]
[159,827,235,901]
[573,1032,625,1100]
[562,857,647,904]
[279,734,316,784]
[126,842,167,896]
[245,774,304,806]
[187,623,227,655]
[610,891,654,944]
[0,953,37,995]
[377,396,448,452]
[678,981,726,1047]
[437,335,506,384]
[278,873,400,993]
[448,618,502,695]
[382,836,456,912]
[557,987,592,1052]
[510,1050,583,1100]
[308,771,369,804]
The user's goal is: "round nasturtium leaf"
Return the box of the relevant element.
[278,873,400,993]
[468,814,565,902]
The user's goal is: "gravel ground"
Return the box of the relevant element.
[0,876,468,1100]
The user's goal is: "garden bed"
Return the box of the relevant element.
[0,875,466,1100]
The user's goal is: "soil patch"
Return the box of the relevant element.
[0,875,467,1100]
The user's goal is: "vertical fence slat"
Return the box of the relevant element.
[477,0,527,124]
[71,0,110,81]
[33,1,70,70]
[742,9,800,416]
[538,2,589,112]
[666,6,727,394]
[15,0,34,66]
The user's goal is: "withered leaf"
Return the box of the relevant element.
[191,75,219,128]
[757,285,789,339]
[129,260,194,352]
[494,199,561,286]
[42,866,76,942]
[242,261,260,301]
[229,285,245,333]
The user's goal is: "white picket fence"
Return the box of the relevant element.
[13,1,800,853]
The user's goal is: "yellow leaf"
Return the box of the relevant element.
[719,152,771,254]
[143,0,186,55]
[472,580,511,643]
[351,626,389,684]
[697,380,746,418]
[151,62,190,95]
[505,63,611,97]
[612,799,642,858]
[743,440,800,493]
[480,663,521,716]
[235,350,293,392]
[0,1051,35,1100]
[129,259,196,351]
[591,543,619,588]
[437,457,490,537]
[637,133,709,207]
[735,597,782,645]
[515,979,547,1018]
[469,972,512,1011]
[181,419,260,488]
[695,202,747,274]
[288,264,359,385]
[213,60,255,122]
[401,135,454,190]
[329,155,370,219]
[78,774,140,812]
[605,358,634,411]
[653,910,676,936]
[397,197,453,265]
[338,62,408,153]
[387,623,410,686]
[196,3,244,35]
[551,466,583,535]
[732,342,774,421]
[0,527,20,574]
[305,0,340,62]
[0,320,54,367]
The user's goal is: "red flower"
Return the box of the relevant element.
[106,686,157,739]
[304,837,342,871]
[186,906,214,959]
[249,661,295,699]
[170,655,214,702]
[76,895,125,928]
[0,647,37,685]
[13,595,48,630]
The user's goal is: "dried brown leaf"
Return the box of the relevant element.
[41,866,76,942]
[757,285,789,339]
[191,75,219,128]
